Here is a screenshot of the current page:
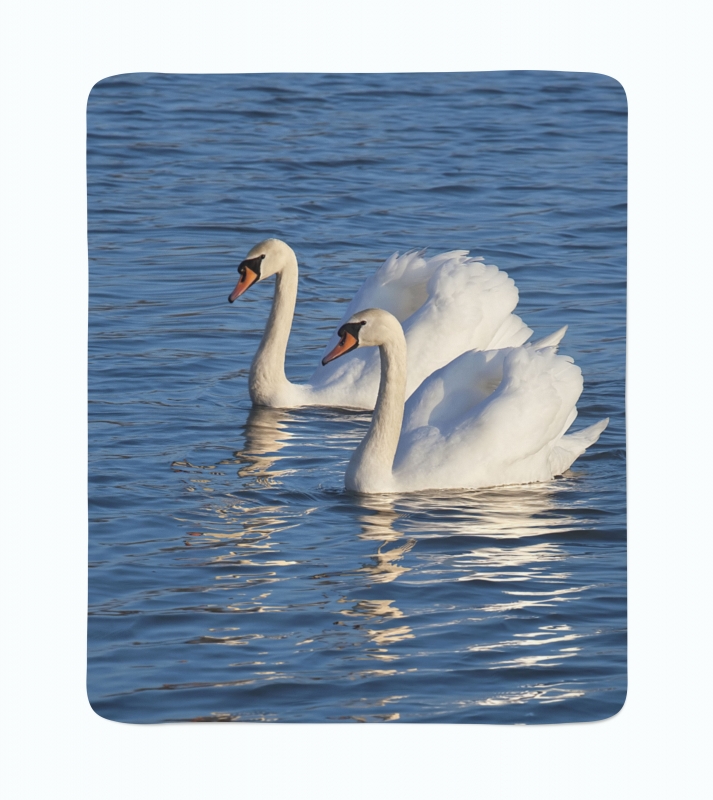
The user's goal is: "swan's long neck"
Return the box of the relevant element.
[249,258,298,406]
[345,330,407,493]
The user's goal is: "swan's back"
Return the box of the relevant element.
[342,249,442,321]
[394,344,605,492]
[309,249,532,408]
[401,258,531,393]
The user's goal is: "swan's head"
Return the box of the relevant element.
[228,238,296,303]
[322,308,402,365]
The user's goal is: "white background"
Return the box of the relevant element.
[1,1,710,797]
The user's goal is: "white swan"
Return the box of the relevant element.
[228,238,534,409]
[321,308,609,494]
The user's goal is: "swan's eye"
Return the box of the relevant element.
[359,320,366,326]
[238,255,264,278]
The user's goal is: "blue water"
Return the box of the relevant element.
[87,71,626,723]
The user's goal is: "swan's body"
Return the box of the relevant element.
[229,239,534,409]
[321,309,608,494]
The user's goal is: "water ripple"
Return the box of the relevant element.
[88,71,626,724]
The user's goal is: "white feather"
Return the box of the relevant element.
[309,249,532,407]
[231,240,534,410]
[334,309,607,494]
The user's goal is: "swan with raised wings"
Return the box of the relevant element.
[321,308,608,494]
[228,238,534,409]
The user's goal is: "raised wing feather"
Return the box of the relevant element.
[402,348,511,434]
[337,249,443,323]
[400,258,532,394]
[401,327,569,435]
[394,346,586,491]
[309,250,532,407]
[549,418,609,475]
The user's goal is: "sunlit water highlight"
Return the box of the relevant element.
[88,72,626,723]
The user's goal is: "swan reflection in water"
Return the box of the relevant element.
[343,481,592,679]
[352,480,581,582]
[353,492,417,584]
[174,407,300,556]
[176,409,597,703]
[232,406,296,486]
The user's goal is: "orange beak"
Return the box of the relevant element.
[228,267,259,303]
[322,332,359,365]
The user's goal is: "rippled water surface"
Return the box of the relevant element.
[88,72,626,723]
